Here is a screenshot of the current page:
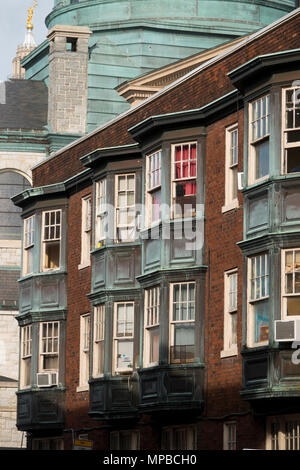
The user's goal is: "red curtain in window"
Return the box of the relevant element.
[175,145,197,196]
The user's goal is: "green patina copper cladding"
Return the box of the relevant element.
[24,0,296,133]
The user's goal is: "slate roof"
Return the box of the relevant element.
[0,79,48,130]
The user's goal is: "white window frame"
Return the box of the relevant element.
[282,86,300,174]
[281,248,300,319]
[223,422,237,450]
[161,425,197,450]
[145,150,162,227]
[247,253,269,347]
[23,215,35,275]
[20,325,32,389]
[169,282,195,364]
[39,321,60,372]
[221,269,238,358]
[222,124,239,212]
[95,178,107,248]
[78,313,90,390]
[113,302,134,374]
[143,286,160,367]
[266,414,300,450]
[115,174,136,243]
[93,305,105,378]
[110,430,140,450]
[171,142,197,219]
[79,196,91,268]
[248,95,270,185]
[41,209,61,271]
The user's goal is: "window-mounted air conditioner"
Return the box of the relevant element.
[237,172,244,191]
[275,320,300,342]
[37,371,58,388]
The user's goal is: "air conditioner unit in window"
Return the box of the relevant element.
[275,320,300,342]
[37,372,58,388]
[237,172,244,191]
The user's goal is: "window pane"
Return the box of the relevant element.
[254,299,269,343]
[117,341,133,369]
[255,140,269,179]
[287,297,300,316]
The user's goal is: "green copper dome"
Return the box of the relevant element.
[28,0,297,133]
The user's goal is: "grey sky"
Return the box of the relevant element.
[0,1,54,82]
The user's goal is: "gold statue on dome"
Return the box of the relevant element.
[27,1,38,31]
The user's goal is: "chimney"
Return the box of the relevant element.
[47,25,92,135]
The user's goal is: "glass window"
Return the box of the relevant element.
[113,302,134,373]
[249,95,270,183]
[93,305,105,377]
[282,249,300,317]
[223,270,238,354]
[42,210,61,270]
[267,415,300,450]
[144,286,160,366]
[170,282,195,364]
[172,143,197,218]
[115,174,136,242]
[40,322,59,371]
[110,431,140,450]
[161,425,197,450]
[80,196,91,266]
[146,150,161,226]
[223,422,237,450]
[224,125,239,207]
[79,314,90,387]
[20,325,32,389]
[248,254,269,346]
[23,215,35,275]
[283,87,300,173]
[95,179,107,247]
[0,171,30,240]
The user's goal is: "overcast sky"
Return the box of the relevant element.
[0,0,54,82]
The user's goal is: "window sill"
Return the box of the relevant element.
[78,262,90,270]
[76,385,89,392]
[222,200,239,214]
[221,347,238,358]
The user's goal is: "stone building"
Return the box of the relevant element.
[12,5,300,450]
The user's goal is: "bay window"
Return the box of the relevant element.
[23,215,35,275]
[80,196,91,266]
[283,86,300,173]
[146,150,161,226]
[42,210,61,270]
[222,270,238,356]
[223,124,238,210]
[247,253,269,347]
[144,286,160,367]
[249,95,270,184]
[267,415,300,450]
[115,174,136,242]
[169,282,195,364]
[282,249,300,317]
[171,143,197,218]
[93,304,105,377]
[113,302,134,373]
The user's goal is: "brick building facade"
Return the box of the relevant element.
[12,7,300,450]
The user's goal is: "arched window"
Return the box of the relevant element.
[0,171,31,240]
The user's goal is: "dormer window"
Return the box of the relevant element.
[283,86,300,173]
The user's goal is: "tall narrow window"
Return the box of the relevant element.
[23,215,35,275]
[80,196,91,267]
[39,322,59,371]
[170,282,195,364]
[144,286,160,367]
[249,95,270,184]
[95,179,107,247]
[223,422,237,450]
[79,314,90,387]
[93,305,105,377]
[282,249,300,317]
[223,125,238,210]
[172,143,197,218]
[222,270,238,356]
[113,302,134,373]
[146,150,161,226]
[283,87,300,173]
[115,174,135,242]
[20,325,32,389]
[247,253,269,347]
[42,210,61,270]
